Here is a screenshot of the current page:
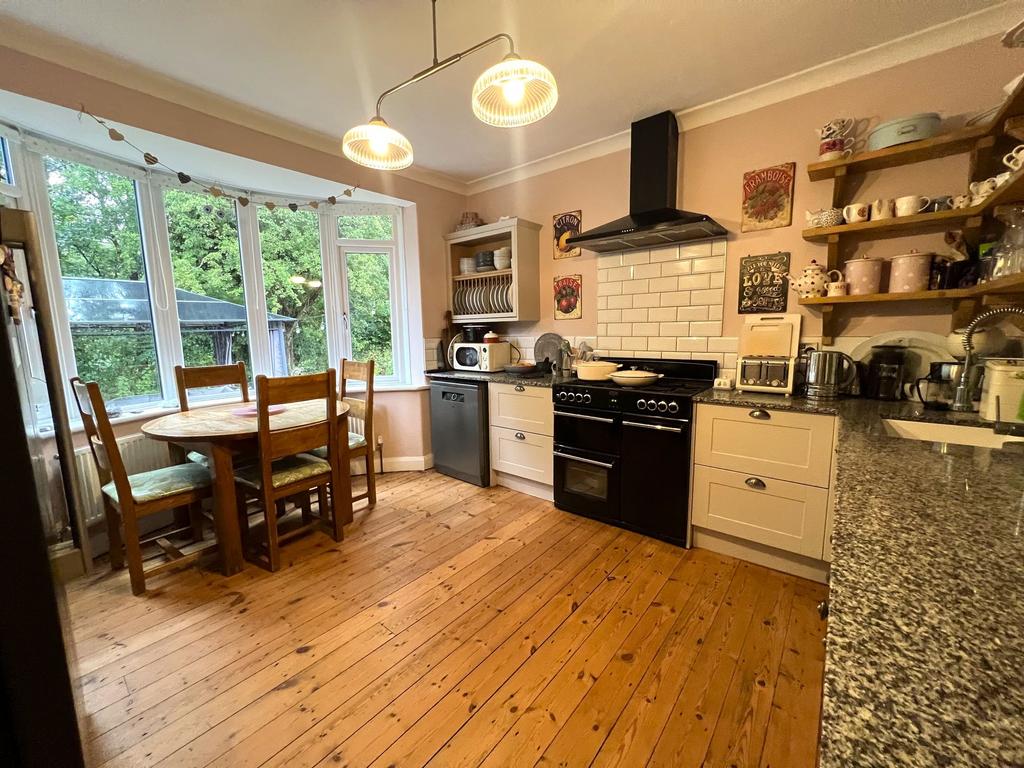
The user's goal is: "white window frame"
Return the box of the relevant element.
[15,133,419,427]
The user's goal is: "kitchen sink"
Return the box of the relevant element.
[882,418,1024,449]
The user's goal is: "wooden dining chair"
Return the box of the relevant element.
[70,378,216,595]
[311,358,376,507]
[233,370,345,571]
[174,362,250,467]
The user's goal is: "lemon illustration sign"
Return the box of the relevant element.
[553,210,582,259]
[554,275,582,320]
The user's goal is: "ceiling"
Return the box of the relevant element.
[0,0,1012,183]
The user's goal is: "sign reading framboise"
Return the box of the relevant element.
[741,163,795,232]
[553,274,582,320]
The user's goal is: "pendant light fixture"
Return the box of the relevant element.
[342,0,557,171]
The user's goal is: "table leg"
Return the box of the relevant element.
[209,442,245,575]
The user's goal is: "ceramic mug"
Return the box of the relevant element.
[842,202,869,223]
[927,195,954,212]
[894,195,931,216]
[816,118,854,140]
[871,198,895,220]
[995,171,1012,187]
[1002,144,1024,171]
[819,136,854,161]
[825,269,847,296]
[951,193,972,209]
[969,178,997,197]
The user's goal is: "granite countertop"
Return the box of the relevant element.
[425,369,557,388]
[695,389,1024,766]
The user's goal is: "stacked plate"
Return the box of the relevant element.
[452,275,514,316]
[475,251,495,272]
[458,256,476,275]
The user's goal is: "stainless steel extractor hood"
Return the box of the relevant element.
[566,111,727,253]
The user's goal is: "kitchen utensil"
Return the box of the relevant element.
[894,195,931,217]
[805,350,857,400]
[609,370,664,387]
[843,203,870,223]
[503,362,542,376]
[534,333,564,370]
[864,345,907,400]
[990,205,1024,280]
[575,360,621,381]
[946,326,1005,359]
[483,331,500,343]
[805,208,843,228]
[969,178,998,198]
[825,269,848,296]
[463,325,488,343]
[913,361,969,410]
[1003,144,1024,170]
[870,198,896,220]
[819,136,854,161]
[737,314,802,395]
[815,118,854,140]
[888,250,933,293]
[788,260,829,298]
[926,196,954,212]
[844,255,884,295]
[867,113,940,151]
[951,193,972,209]
[979,358,1024,423]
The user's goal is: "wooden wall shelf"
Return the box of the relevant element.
[799,273,1024,307]
[802,208,981,242]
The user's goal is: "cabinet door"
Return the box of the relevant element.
[489,383,554,436]
[691,464,828,558]
[490,426,553,485]
[694,404,835,487]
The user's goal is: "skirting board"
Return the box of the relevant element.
[493,471,554,502]
[692,526,830,584]
[382,454,434,472]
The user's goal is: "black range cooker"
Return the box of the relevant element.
[551,357,717,546]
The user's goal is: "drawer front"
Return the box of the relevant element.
[694,403,835,487]
[691,465,828,558]
[489,383,554,436]
[490,426,553,485]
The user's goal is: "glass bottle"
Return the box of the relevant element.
[991,205,1024,279]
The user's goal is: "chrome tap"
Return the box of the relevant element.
[951,305,1024,412]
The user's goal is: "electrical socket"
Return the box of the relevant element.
[376,435,384,445]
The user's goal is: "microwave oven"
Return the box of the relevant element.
[452,341,511,372]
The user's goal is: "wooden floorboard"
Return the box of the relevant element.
[65,470,827,768]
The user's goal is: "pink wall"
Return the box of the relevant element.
[467,35,1023,340]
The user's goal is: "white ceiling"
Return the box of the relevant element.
[0,0,1011,183]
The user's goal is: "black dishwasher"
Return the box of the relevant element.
[429,378,490,486]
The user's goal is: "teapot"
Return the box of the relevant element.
[788,260,829,299]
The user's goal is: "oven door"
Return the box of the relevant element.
[553,407,618,453]
[619,413,691,545]
[553,444,620,524]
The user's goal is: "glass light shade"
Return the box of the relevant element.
[472,56,558,128]
[342,117,413,170]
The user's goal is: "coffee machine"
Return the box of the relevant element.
[864,345,907,400]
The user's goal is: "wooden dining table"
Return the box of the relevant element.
[141,399,352,575]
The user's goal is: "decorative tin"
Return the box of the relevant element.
[741,163,795,232]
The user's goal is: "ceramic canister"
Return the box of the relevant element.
[888,250,933,293]
[844,256,884,295]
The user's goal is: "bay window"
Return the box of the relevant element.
[16,138,416,423]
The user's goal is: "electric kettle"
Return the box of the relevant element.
[805,350,857,400]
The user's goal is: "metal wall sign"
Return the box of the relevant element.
[738,251,789,314]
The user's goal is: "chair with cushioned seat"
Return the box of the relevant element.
[174,362,250,467]
[235,370,345,571]
[70,377,216,595]
[311,358,376,508]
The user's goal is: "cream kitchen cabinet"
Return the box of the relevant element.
[691,402,838,582]
[488,382,553,499]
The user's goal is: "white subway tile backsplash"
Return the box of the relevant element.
[712,239,726,256]
[724,353,738,370]
[690,321,723,337]
[679,242,713,259]
[707,336,739,353]
[598,281,623,296]
[708,304,723,321]
[633,263,662,280]
[632,293,661,308]
[597,296,608,310]
[598,336,622,349]
[622,250,651,266]
[648,306,677,322]
[660,291,691,307]
[649,246,680,263]
[648,336,677,351]
[596,324,607,338]
[608,265,633,282]
[632,322,658,336]
[622,279,650,295]
[607,322,632,336]
[662,351,692,360]
[622,308,648,322]
[703,352,725,367]
[660,260,692,276]
[676,306,709,322]
[598,253,623,268]
[598,308,622,323]
[621,336,648,351]
[649,275,679,293]
[659,322,690,337]
[676,337,708,352]
[709,271,725,289]
[677,274,711,291]
[608,294,633,309]
[692,256,726,274]
[691,288,725,306]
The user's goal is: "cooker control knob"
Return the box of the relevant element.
[667,402,679,414]
[583,393,592,404]
[657,401,668,412]
[637,399,647,410]
[575,392,584,403]
[557,391,567,401]
[646,399,657,411]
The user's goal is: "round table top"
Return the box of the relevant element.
[141,400,350,443]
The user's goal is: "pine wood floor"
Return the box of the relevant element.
[66,470,828,768]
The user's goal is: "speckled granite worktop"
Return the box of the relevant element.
[695,390,1024,767]
[425,369,556,388]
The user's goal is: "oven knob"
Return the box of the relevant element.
[556,391,567,401]
[575,392,584,403]
[583,393,592,404]
[637,399,647,410]
[657,401,668,412]
[667,402,679,414]
[646,399,657,411]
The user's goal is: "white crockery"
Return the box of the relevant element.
[894,195,930,217]
[609,370,664,387]
[575,360,622,381]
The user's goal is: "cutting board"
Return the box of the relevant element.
[739,315,800,357]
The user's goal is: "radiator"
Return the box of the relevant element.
[74,435,172,526]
